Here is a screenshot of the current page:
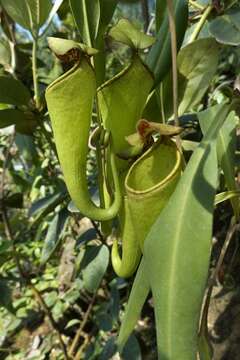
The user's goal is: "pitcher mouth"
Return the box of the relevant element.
[125,138,182,196]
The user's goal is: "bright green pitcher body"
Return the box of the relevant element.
[112,138,182,277]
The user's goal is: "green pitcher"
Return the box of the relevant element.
[45,55,121,221]
[112,138,181,277]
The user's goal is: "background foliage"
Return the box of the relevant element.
[0,0,240,359]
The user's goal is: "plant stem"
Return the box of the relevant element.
[32,37,41,110]
[74,334,89,360]
[166,0,179,127]
[189,5,213,43]
[167,0,186,166]
[91,220,104,241]
[160,85,166,124]
[200,220,239,343]
[188,0,204,11]
[82,0,92,47]
[69,291,97,357]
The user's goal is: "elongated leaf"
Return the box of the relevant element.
[15,133,38,163]
[0,39,11,66]
[155,0,167,32]
[215,190,240,206]
[40,208,69,265]
[144,104,230,359]
[1,0,51,35]
[81,245,109,292]
[199,108,239,218]
[215,111,238,215]
[161,38,219,118]
[178,38,219,115]
[98,0,117,32]
[0,278,15,314]
[146,0,188,87]
[4,193,23,208]
[1,0,31,31]
[0,76,31,106]
[40,0,64,36]
[94,0,117,85]
[209,9,240,46]
[28,191,68,229]
[69,0,100,46]
[118,259,150,352]
[0,109,37,134]
[109,19,155,49]
[198,334,213,360]
[122,335,142,360]
[0,109,27,128]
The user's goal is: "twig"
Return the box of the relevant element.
[189,0,204,11]
[167,0,179,127]
[209,222,239,288]
[32,37,41,110]
[69,291,97,357]
[91,220,105,242]
[189,5,213,43]
[74,333,90,360]
[167,0,185,165]
[199,221,240,339]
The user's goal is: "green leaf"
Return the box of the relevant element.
[1,0,52,35]
[0,39,11,66]
[4,193,23,208]
[64,318,81,329]
[99,336,117,360]
[155,0,167,32]
[122,334,142,360]
[41,0,65,36]
[15,133,38,163]
[199,108,239,218]
[1,0,31,31]
[198,333,213,360]
[0,109,37,134]
[146,0,188,87]
[215,190,240,206]
[81,245,109,292]
[109,19,155,49]
[29,191,68,227]
[94,0,117,84]
[144,103,230,359]
[118,259,150,352]
[98,0,117,33]
[0,109,27,128]
[40,208,69,265]
[177,38,219,115]
[0,279,15,314]
[0,239,12,254]
[209,9,240,46]
[69,0,100,46]
[0,76,31,106]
